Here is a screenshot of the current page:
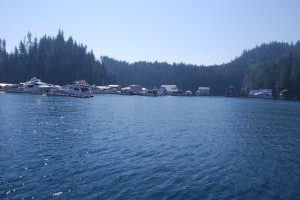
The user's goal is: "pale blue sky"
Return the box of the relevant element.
[1,0,299,65]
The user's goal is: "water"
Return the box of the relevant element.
[0,93,299,199]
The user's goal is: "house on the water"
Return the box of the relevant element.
[129,85,143,95]
[159,85,179,95]
[196,87,210,96]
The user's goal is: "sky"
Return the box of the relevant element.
[0,0,300,65]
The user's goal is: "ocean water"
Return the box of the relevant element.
[0,93,299,199]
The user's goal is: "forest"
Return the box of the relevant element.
[102,42,300,98]
[0,31,300,98]
[0,31,115,85]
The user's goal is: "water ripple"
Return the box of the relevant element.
[0,94,299,199]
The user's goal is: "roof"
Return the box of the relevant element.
[108,85,121,88]
[129,85,143,88]
[97,86,110,90]
[160,85,178,92]
[198,87,210,90]
[0,83,14,87]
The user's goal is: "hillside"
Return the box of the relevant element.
[102,41,300,97]
[1,32,299,98]
[0,31,115,85]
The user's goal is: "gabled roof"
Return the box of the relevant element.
[161,85,178,92]
[198,87,210,90]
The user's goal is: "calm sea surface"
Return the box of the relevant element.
[0,93,299,199]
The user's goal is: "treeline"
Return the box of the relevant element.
[102,41,300,97]
[241,42,300,98]
[1,31,299,98]
[101,57,234,95]
[0,31,115,85]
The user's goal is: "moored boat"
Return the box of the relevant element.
[139,89,158,97]
[60,80,93,98]
[20,77,52,94]
[249,89,273,99]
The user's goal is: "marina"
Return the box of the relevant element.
[1,78,281,99]
[1,1,299,199]
[1,78,93,98]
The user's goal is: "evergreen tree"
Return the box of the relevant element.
[102,42,300,98]
[0,31,115,85]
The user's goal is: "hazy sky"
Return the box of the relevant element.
[1,0,299,65]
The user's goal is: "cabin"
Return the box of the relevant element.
[129,85,143,95]
[196,87,210,96]
[93,86,111,94]
[121,87,131,94]
[159,85,179,95]
[108,85,121,91]
[74,80,88,86]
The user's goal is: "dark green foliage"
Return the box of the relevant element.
[0,31,115,85]
[101,56,247,95]
[102,42,300,98]
[242,42,300,98]
[1,32,299,98]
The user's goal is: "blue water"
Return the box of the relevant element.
[0,93,299,199]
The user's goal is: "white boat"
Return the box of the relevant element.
[249,89,273,99]
[21,77,52,94]
[61,80,93,98]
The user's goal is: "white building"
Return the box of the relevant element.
[196,87,210,96]
[159,85,178,95]
[129,85,143,95]
[108,85,121,91]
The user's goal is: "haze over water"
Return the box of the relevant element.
[0,93,299,199]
